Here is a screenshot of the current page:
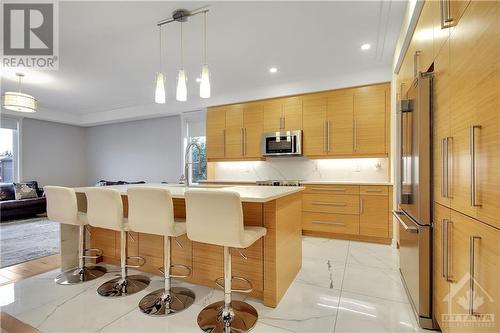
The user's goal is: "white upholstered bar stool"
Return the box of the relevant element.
[185,190,267,333]
[127,187,195,316]
[45,186,107,284]
[86,187,150,297]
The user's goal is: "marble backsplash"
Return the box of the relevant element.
[210,157,389,183]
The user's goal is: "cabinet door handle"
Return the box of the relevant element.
[442,219,453,281]
[440,0,455,29]
[312,201,347,207]
[327,120,331,152]
[441,138,447,198]
[360,198,364,214]
[469,235,481,316]
[441,219,447,279]
[413,51,422,78]
[283,116,286,130]
[222,129,226,157]
[312,220,345,226]
[311,187,346,192]
[470,125,482,207]
[323,121,327,152]
[353,117,357,151]
[240,128,244,156]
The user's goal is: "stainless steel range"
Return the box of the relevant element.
[256,180,301,187]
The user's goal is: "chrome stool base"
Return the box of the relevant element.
[197,300,258,333]
[138,287,195,316]
[97,275,150,297]
[55,266,106,285]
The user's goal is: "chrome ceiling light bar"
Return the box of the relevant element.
[155,7,210,103]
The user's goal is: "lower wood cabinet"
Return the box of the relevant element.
[433,202,499,333]
[302,184,392,243]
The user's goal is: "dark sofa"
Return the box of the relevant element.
[0,181,46,222]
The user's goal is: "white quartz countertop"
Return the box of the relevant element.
[73,183,304,203]
[200,180,392,186]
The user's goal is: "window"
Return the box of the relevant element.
[0,118,19,183]
[182,111,207,184]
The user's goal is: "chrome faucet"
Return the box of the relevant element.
[184,142,202,188]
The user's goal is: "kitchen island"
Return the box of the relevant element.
[69,184,303,307]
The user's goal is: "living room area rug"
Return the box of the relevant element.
[0,218,60,268]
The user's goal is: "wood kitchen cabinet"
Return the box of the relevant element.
[242,102,264,159]
[433,38,451,209]
[448,0,500,229]
[206,107,226,160]
[327,89,354,155]
[302,95,328,156]
[353,85,388,155]
[359,186,389,238]
[413,0,434,74]
[263,96,302,133]
[302,184,391,244]
[224,104,244,159]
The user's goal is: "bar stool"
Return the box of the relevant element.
[86,187,150,297]
[45,186,106,284]
[127,187,195,316]
[185,190,267,333]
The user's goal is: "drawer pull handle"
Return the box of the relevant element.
[311,188,347,192]
[312,201,347,207]
[365,189,383,193]
[312,220,345,226]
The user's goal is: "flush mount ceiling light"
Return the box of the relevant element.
[1,73,37,113]
[269,67,278,73]
[360,43,371,50]
[155,7,210,103]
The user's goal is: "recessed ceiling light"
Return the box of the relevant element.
[269,67,278,73]
[196,77,201,83]
[360,43,371,51]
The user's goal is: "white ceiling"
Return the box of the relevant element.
[0,1,406,126]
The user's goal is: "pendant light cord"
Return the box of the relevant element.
[203,12,207,64]
[180,22,184,69]
[158,26,163,72]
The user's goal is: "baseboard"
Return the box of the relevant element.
[302,230,392,245]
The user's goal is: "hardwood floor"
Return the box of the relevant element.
[0,254,60,286]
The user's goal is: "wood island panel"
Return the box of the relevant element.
[76,192,302,308]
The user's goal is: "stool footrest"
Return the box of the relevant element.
[159,264,192,279]
[215,276,254,294]
[82,248,103,260]
[126,256,146,268]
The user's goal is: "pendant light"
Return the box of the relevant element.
[1,73,37,113]
[154,26,166,104]
[199,11,211,98]
[176,21,187,102]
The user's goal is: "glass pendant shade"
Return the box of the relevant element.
[176,69,187,102]
[200,64,211,98]
[154,72,166,104]
[2,92,37,113]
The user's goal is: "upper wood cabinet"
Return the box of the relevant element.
[413,0,435,74]
[302,95,328,156]
[328,90,354,155]
[263,96,302,133]
[224,104,244,159]
[353,84,388,155]
[206,107,226,160]
[447,0,499,229]
[242,103,264,159]
[208,83,389,161]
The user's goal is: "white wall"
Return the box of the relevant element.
[21,118,88,187]
[85,116,182,185]
[212,158,389,183]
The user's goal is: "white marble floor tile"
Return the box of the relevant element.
[295,257,345,290]
[347,241,399,271]
[334,291,424,333]
[246,281,340,333]
[302,236,349,263]
[342,265,409,303]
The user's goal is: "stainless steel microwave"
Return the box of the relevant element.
[261,130,302,156]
